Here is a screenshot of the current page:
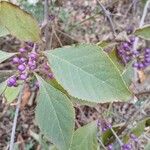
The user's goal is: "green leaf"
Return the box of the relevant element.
[142,0,149,5]
[132,118,150,136]
[0,81,7,95]
[45,44,131,103]
[59,8,70,23]
[101,125,120,145]
[108,49,133,86]
[0,50,16,64]
[50,145,58,150]
[121,62,134,86]
[0,24,9,37]
[70,121,98,150]
[48,78,96,106]
[4,85,22,103]
[0,1,41,42]
[97,41,117,49]
[108,49,123,73]
[35,74,75,150]
[144,141,150,150]
[134,25,150,40]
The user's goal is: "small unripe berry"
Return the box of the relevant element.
[18,64,26,72]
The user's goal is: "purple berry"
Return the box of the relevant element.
[20,57,26,63]
[132,51,139,57]
[19,47,26,53]
[107,144,113,150]
[132,62,139,68]
[125,56,130,61]
[12,57,20,64]
[130,134,138,143]
[48,73,54,79]
[7,77,17,87]
[29,64,37,70]
[19,74,28,80]
[145,48,150,53]
[145,57,150,63]
[29,52,37,60]
[102,127,107,132]
[18,64,26,72]
[138,63,144,69]
[144,54,150,58]
[122,144,132,150]
[97,119,111,132]
[118,51,124,55]
[28,60,36,66]
[129,37,135,43]
[122,43,129,49]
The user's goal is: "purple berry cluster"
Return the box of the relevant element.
[117,37,135,64]
[7,43,54,87]
[117,37,150,70]
[132,48,150,70]
[97,119,112,132]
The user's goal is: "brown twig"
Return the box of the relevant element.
[96,0,117,37]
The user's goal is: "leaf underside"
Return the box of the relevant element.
[0,24,9,37]
[45,44,131,103]
[70,121,98,150]
[0,50,16,64]
[35,75,75,150]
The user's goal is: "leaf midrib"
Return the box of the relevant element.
[41,83,68,149]
[49,53,127,97]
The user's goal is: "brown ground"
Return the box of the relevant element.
[0,0,150,149]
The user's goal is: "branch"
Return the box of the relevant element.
[9,84,25,150]
[96,0,116,36]
[96,132,107,150]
